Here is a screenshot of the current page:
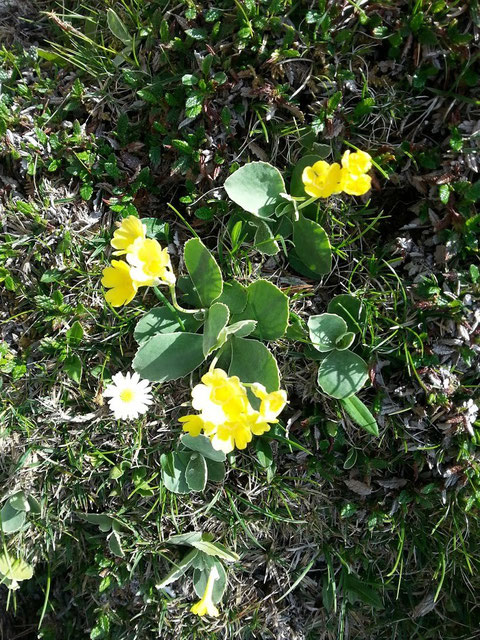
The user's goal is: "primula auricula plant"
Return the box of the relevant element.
[223,148,374,280]
[99,147,380,616]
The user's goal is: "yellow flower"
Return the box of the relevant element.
[340,171,372,196]
[126,238,175,286]
[211,420,253,454]
[179,368,288,453]
[302,161,343,198]
[341,150,372,176]
[179,414,205,437]
[251,383,288,421]
[340,150,372,196]
[101,260,139,307]
[111,216,146,255]
[190,566,220,618]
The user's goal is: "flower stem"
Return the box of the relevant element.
[297,195,318,211]
[169,285,204,315]
[152,287,186,330]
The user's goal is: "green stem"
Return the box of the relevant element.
[168,285,204,315]
[297,195,318,211]
[152,287,186,331]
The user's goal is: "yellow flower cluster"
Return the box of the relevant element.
[179,368,287,454]
[101,216,175,307]
[302,150,372,198]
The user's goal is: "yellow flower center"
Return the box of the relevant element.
[120,388,135,403]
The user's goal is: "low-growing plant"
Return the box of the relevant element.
[94,147,379,615]
[158,531,239,617]
[223,149,374,278]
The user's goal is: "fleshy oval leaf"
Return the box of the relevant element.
[308,313,349,353]
[184,238,223,307]
[224,161,286,219]
[133,332,204,382]
[317,349,369,399]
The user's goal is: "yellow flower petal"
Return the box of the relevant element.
[251,385,287,420]
[111,216,146,255]
[341,172,372,196]
[126,238,175,285]
[179,414,205,437]
[341,150,372,176]
[250,419,271,436]
[302,162,343,198]
[101,260,138,307]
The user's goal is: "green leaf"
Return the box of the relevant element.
[8,491,29,513]
[184,238,223,307]
[190,539,239,562]
[185,92,203,118]
[229,336,280,392]
[177,275,203,308]
[438,184,450,205]
[133,332,204,382]
[166,531,203,547]
[66,321,84,346]
[255,439,273,468]
[107,8,132,44]
[216,281,248,314]
[108,532,124,558]
[286,312,308,340]
[353,97,375,120]
[0,501,26,534]
[205,459,226,483]
[203,302,230,357]
[182,74,199,86]
[63,354,83,383]
[224,162,286,219]
[134,306,201,343]
[292,214,332,277]
[180,434,226,461]
[27,495,41,515]
[308,313,349,353]
[327,295,366,334]
[142,218,169,244]
[157,549,199,588]
[160,452,190,494]
[80,513,113,532]
[80,183,93,200]
[213,71,228,84]
[233,280,289,340]
[335,332,355,350]
[185,27,207,40]
[327,91,342,114]
[224,320,257,339]
[37,49,62,62]
[185,453,208,492]
[317,350,369,399]
[340,396,379,436]
[0,554,33,582]
[193,560,227,603]
[343,574,383,609]
[254,220,279,255]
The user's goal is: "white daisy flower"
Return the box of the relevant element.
[103,371,153,420]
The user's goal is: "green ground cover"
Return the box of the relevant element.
[0,1,479,638]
